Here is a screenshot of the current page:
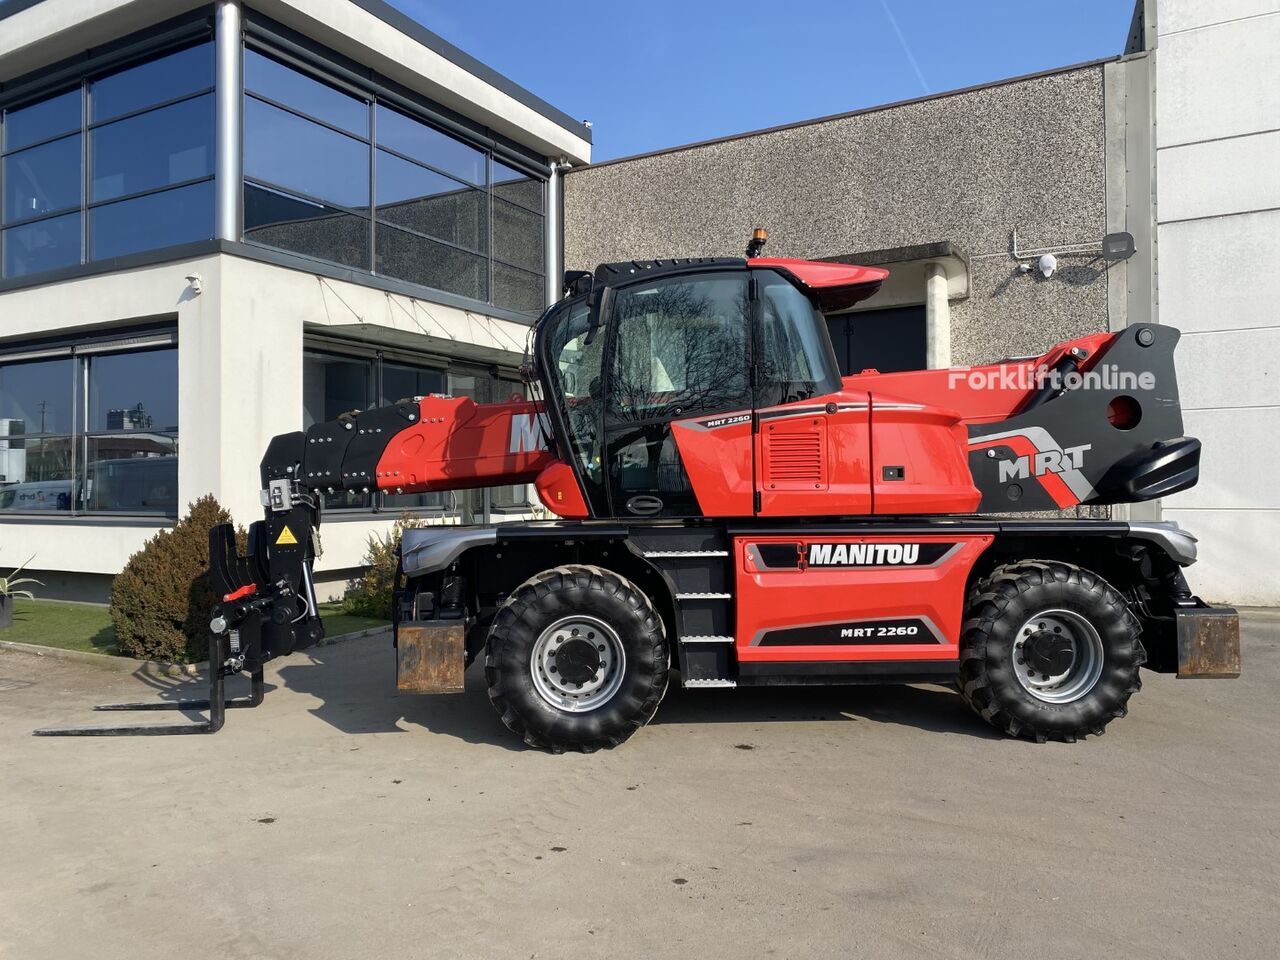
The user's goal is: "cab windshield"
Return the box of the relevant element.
[540,298,606,497]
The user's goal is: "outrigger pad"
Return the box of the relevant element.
[396,621,466,694]
[1176,606,1241,678]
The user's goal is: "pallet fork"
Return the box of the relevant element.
[33,525,281,737]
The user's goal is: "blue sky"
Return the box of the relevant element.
[388,1,1136,162]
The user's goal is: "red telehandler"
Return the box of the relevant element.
[38,232,1239,749]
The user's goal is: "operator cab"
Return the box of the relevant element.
[535,242,887,520]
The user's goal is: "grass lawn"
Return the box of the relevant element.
[0,599,387,659]
[2,599,118,655]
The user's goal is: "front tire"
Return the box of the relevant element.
[959,561,1145,742]
[485,565,668,752]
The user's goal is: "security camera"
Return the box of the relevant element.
[1038,254,1057,279]
[185,273,203,295]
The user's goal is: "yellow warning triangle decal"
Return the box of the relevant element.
[275,525,299,546]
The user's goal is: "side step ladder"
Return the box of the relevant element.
[33,632,263,737]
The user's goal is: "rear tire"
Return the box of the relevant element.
[959,561,1145,743]
[484,565,668,752]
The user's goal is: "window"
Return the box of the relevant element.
[376,104,485,185]
[241,47,547,316]
[244,49,367,136]
[545,300,606,512]
[91,95,214,202]
[1,88,82,276]
[244,97,370,210]
[0,338,178,516]
[303,351,374,510]
[245,184,370,270]
[90,44,213,123]
[601,273,749,517]
[302,346,530,518]
[608,273,751,422]
[756,272,841,404]
[0,39,215,282]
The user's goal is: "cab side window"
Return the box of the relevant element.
[607,272,750,422]
[548,301,607,508]
[756,272,840,405]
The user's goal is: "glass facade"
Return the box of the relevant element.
[0,339,178,515]
[242,47,547,315]
[0,40,215,280]
[0,22,557,530]
[0,29,552,318]
[302,345,530,518]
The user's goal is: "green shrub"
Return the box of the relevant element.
[109,494,245,663]
[342,514,429,621]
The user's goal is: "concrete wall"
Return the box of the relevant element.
[564,65,1112,366]
[1154,0,1280,605]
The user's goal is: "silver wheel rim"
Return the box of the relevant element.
[530,615,626,713]
[1012,608,1105,704]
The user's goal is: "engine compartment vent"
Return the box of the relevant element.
[763,423,826,487]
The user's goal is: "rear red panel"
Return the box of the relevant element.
[734,533,993,663]
[844,331,1117,425]
[869,398,980,514]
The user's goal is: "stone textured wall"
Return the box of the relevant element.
[564,65,1110,364]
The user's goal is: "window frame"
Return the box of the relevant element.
[240,27,549,317]
[301,338,533,520]
[0,327,179,519]
[0,31,216,282]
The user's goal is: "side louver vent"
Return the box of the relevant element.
[764,427,826,487]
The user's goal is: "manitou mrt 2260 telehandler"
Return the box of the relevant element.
[39,232,1240,749]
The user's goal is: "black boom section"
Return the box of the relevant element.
[967,324,1197,512]
[278,401,422,494]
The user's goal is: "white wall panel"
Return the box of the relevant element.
[1173,327,1280,410]
[1162,507,1280,604]
[1157,131,1280,222]
[1158,211,1280,333]
[1156,12,1280,146]
[1158,0,1280,35]
[1167,408,1280,509]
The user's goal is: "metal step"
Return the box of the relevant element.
[675,592,732,600]
[643,550,729,558]
[680,635,734,644]
[683,678,737,689]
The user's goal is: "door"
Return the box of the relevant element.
[826,305,926,375]
[604,271,752,517]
